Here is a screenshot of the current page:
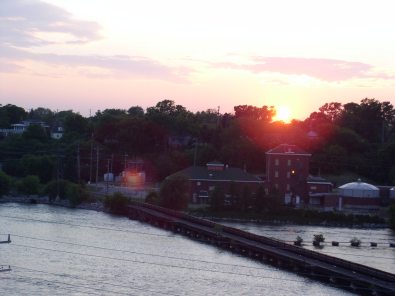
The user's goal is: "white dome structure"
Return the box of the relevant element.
[338,179,379,198]
[390,188,395,199]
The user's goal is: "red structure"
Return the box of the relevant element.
[266,144,311,205]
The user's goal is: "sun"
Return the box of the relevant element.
[275,106,292,123]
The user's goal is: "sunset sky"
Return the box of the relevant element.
[1,0,395,119]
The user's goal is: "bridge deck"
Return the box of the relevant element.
[129,203,395,295]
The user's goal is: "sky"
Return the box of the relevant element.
[1,0,395,120]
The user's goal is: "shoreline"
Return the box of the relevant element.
[0,195,105,212]
[1,195,390,229]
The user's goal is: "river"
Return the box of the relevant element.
[0,203,393,295]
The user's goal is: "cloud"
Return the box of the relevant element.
[0,45,191,81]
[0,0,191,82]
[213,57,394,82]
[0,0,101,47]
[0,60,23,73]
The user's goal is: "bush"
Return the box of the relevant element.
[145,190,160,205]
[66,183,90,207]
[294,235,303,246]
[44,179,71,201]
[44,180,89,206]
[0,171,11,197]
[159,175,190,211]
[104,192,129,214]
[313,234,325,246]
[16,175,40,195]
[350,237,361,247]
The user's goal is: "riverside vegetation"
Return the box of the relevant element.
[1,100,395,227]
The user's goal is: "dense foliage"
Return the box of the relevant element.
[2,97,395,188]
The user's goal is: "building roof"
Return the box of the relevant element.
[307,176,332,185]
[338,179,379,198]
[168,166,263,183]
[266,144,311,156]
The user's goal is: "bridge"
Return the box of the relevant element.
[128,202,395,296]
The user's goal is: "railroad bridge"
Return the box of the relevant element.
[128,202,395,295]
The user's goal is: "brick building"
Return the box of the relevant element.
[265,144,311,205]
[168,161,263,204]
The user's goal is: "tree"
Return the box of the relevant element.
[28,107,54,124]
[159,175,190,210]
[104,192,129,214]
[313,233,325,246]
[318,102,343,122]
[0,171,11,197]
[145,190,160,205]
[23,124,48,141]
[234,105,275,122]
[17,175,40,195]
[21,155,54,183]
[63,113,88,137]
[44,180,70,201]
[340,99,395,143]
[127,106,145,117]
[0,104,27,127]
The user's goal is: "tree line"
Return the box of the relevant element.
[1,97,395,196]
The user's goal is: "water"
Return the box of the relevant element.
[223,223,395,274]
[0,203,387,295]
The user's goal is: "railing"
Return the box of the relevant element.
[129,202,395,283]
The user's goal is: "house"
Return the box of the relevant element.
[168,161,263,204]
[0,120,49,137]
[168,134,194,149]
[50,124,64,139]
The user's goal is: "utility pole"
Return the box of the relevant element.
[106,158,110,195]
[110,153,114,174]
[77,142,81,184]
[95,145,100,186]
[124,153,128,171]
[193,142,198,166]
[89,140,93,184]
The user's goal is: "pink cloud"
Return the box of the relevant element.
[213,57,394,82]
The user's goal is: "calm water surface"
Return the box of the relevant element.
[0,203,388,295]
[223,222,395,273]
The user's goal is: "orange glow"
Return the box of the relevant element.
[274,106,292,123]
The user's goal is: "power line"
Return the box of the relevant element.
[1,213,394,259]
[10,242,306,283]
[6,272,133,296]
[10,266,181,296]
[6,233,276,272]
[0,213,171,238]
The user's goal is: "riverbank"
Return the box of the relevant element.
[0,195,104,212]
[189,208,389,228]
[1,195,390,229]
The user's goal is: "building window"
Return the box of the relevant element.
[310,185,317,190]
[275,159,279,166]
[197,181,201,186]
[287,159,291,166]
[286,184,290,191]
[274,183,279,190]
[275,170,279,178]
[287,172,290,178]
[209,186,215,191]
